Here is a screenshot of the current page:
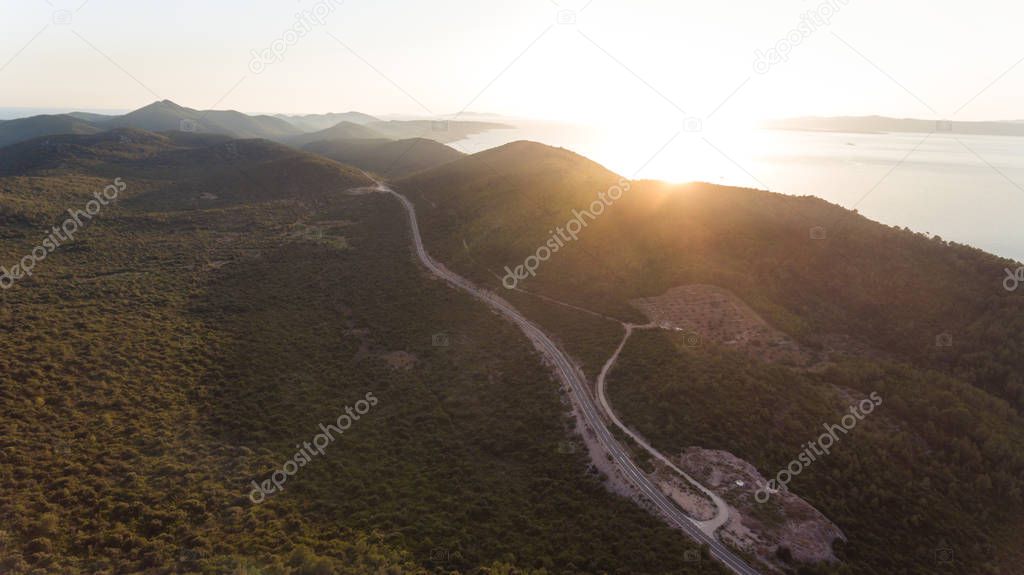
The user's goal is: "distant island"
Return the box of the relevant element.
[764,115,1024,137]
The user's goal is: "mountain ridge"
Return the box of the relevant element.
[0,101,514,149]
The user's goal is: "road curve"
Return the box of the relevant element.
[377,181,762,575]
[596,323,731,536]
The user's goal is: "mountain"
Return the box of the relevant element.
[303,137,464,177]
[103,100,302,140]
[0,128,182,175]
[285,121,384,147]
[287,118,514,145]
[393,141,1024,573]
[65,111,116,123]
[366,119,513,143]
[765,115,1024,136]
[0,126,373,207]
[277,111,380,132]
[0,114,103,147]
[397,141,1024,400]
[0,101,305,149]
[123,138,373,210]
[0,104,514,150]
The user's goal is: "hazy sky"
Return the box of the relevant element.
[1,0,1022,126]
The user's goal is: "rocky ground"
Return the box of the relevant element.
[677,447,845,568]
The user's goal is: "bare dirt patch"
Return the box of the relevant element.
[631,284,814,366]
[653,471,717,521]
[677,447,845,569]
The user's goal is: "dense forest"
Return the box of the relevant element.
[4,130,1023,573]
[610,331,1024,574]
[394,141,1024,573]
[396,142,1024,408]
[0,133,723,574]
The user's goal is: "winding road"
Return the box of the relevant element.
[377,181,762,575]
[596,323,732,536]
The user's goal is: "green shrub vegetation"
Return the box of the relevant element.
[0,132,721,574]
[394,141,1024,574]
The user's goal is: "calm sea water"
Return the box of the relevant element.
[452,120,1024,263]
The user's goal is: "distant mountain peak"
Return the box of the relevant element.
[128,100,191,115]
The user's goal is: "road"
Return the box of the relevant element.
[596,323,732,536]
[377,181,762,575]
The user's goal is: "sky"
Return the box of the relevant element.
[0,0,1022,128]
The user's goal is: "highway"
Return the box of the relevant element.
[378,181,763,575]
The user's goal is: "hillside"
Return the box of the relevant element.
[120,138,374,210]
[0,102,303,149]
[303,137,464,177]
[0,128,718,574]
[367,119,512,143]
[0,114,103,148]
[393,141,1024,574]
[395,142,1024,405]
[66,111,115,123]
[0,129,180,175]
[277,111,379,132]
[285,121,384,147]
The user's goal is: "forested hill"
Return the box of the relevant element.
[396,141,1024,409]
[0,129,722,574]
[394,140,1024,574]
